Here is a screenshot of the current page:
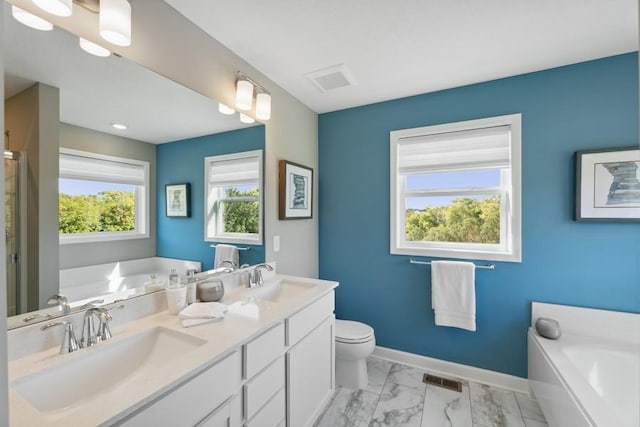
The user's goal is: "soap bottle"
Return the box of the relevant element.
[186,269,197,305]
[169,268,179,288]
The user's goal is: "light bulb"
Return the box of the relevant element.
[32,0,72,17]
[12,6,53,31]
[79,38,111,57]
[239,114,255,124]
[235,79,253,111]
[100,0,131,47]
[255,92,271,121]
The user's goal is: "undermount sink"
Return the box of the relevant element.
[244,279,315,303]
[12,327,206,414]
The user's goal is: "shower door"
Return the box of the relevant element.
[5,150,23,316]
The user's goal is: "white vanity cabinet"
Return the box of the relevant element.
[285,292,335,427]
[116,351,241,427]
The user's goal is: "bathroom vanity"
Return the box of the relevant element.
[7,274,337,427]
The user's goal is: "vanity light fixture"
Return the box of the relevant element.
[33,0,73,17]
[234,71,272,120]
[218,103,235,115]
[239,113,255,124]
[11,5,54,31]
[79,37,111,57]
[111,122,127,130]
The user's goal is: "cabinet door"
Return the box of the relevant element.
[197,399,231,427]
[286,316,334,427]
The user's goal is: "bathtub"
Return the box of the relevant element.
[528,302,640,427]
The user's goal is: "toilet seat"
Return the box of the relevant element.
[335,319,374,344]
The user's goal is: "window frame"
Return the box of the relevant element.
[58,148,150,245]
[390,114,522,262]
[204,150,264,245]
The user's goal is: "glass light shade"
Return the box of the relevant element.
[79,38,111,57]
[255,92,271,121]
[12,6,53,31]
[235,79,254,111]
[32,0,72,17]
[239,113,255,124]
[218,103,235,115]
[99,0,131,47]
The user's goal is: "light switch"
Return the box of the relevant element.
[273,235,280,252]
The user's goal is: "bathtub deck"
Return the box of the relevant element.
[314,356,547,427]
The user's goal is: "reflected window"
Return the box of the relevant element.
[59,148,150,244]
[205,150,263,245]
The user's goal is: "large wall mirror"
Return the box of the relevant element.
[3,1,265,328]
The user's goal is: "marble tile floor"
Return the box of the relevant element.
[314,357,548,427]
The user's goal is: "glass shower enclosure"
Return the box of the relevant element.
[5,150,26,316]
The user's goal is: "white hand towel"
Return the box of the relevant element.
[179,302,227,328]
[213,244,239,269]
[431,261,476,331]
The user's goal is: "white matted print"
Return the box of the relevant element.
[279,160,313,219]
[576,147,640,221]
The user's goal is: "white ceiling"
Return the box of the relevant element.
[165,0,638,114]
[4,3,257,145]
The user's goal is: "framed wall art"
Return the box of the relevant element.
[166,183,191,217]
[575,147,640,221]
[279,160,313,220]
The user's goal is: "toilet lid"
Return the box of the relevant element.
[335,319,374,343]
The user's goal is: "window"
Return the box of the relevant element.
[59,148,150,244]
[390,114,521,262]
[205,150,263,245]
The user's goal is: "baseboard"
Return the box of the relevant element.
[372,346,529,394]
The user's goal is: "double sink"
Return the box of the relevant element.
[11,278,316,416]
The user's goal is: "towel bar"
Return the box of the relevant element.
[210,244,252,251]
[409,258,495,270]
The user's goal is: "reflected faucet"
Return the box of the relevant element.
[219,260,237,271]
[47,294,71,315]
[248,264,274,288]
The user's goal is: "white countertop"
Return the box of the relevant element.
[8,274,338,426]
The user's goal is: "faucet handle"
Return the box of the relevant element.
[78,299,105,310]
[47,294,71,314]
[93,308,114,342]
[41,321,79,354]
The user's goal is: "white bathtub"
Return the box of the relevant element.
[528,302,640,427]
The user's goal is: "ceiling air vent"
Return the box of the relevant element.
[305,64,357,93]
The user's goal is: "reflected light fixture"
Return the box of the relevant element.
[111,122,127,130]
[235,79,254,111]
[33,0,72,17]
[234,71,272,121]
[12,5,53,31]
[218,103,235,115]
[255,92,271,121]
[239,113,255,124]
[79,37,111,57]
[99,0,132,47]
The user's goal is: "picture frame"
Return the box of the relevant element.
[575,147,640,221]
[166,183,191,218]
[279,160,313,220]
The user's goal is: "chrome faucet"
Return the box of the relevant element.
[80,305,122,347]
[248,264,274,288]
[41,321,79,354]
[47,294,71,315]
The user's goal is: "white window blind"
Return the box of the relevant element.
[209,157,260,187]
[397,126,511,174]
[60,152,145,185]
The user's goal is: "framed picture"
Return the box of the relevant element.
[576,147,640,221]
[166,183,191,217]
[279,160,313,220]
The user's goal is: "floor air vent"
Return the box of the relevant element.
[423,373,463,392]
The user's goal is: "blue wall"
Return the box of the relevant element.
[318,53,640,378]
[157,126,266,270]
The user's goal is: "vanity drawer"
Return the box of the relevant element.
[243,356,285,420]
[119,351,241,427]
[245,388,285,427]
[243,323,285,379]
[286,292,334,347]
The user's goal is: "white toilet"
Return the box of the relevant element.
[335,319,376,389]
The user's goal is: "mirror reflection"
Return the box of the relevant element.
[3,2,265,327]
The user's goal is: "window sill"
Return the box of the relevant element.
[391,246,521,263]
[206,235,263,246]
[60,231,150,245]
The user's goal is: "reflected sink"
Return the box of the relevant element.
[245,279,315,303]
[12,327,206,413]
